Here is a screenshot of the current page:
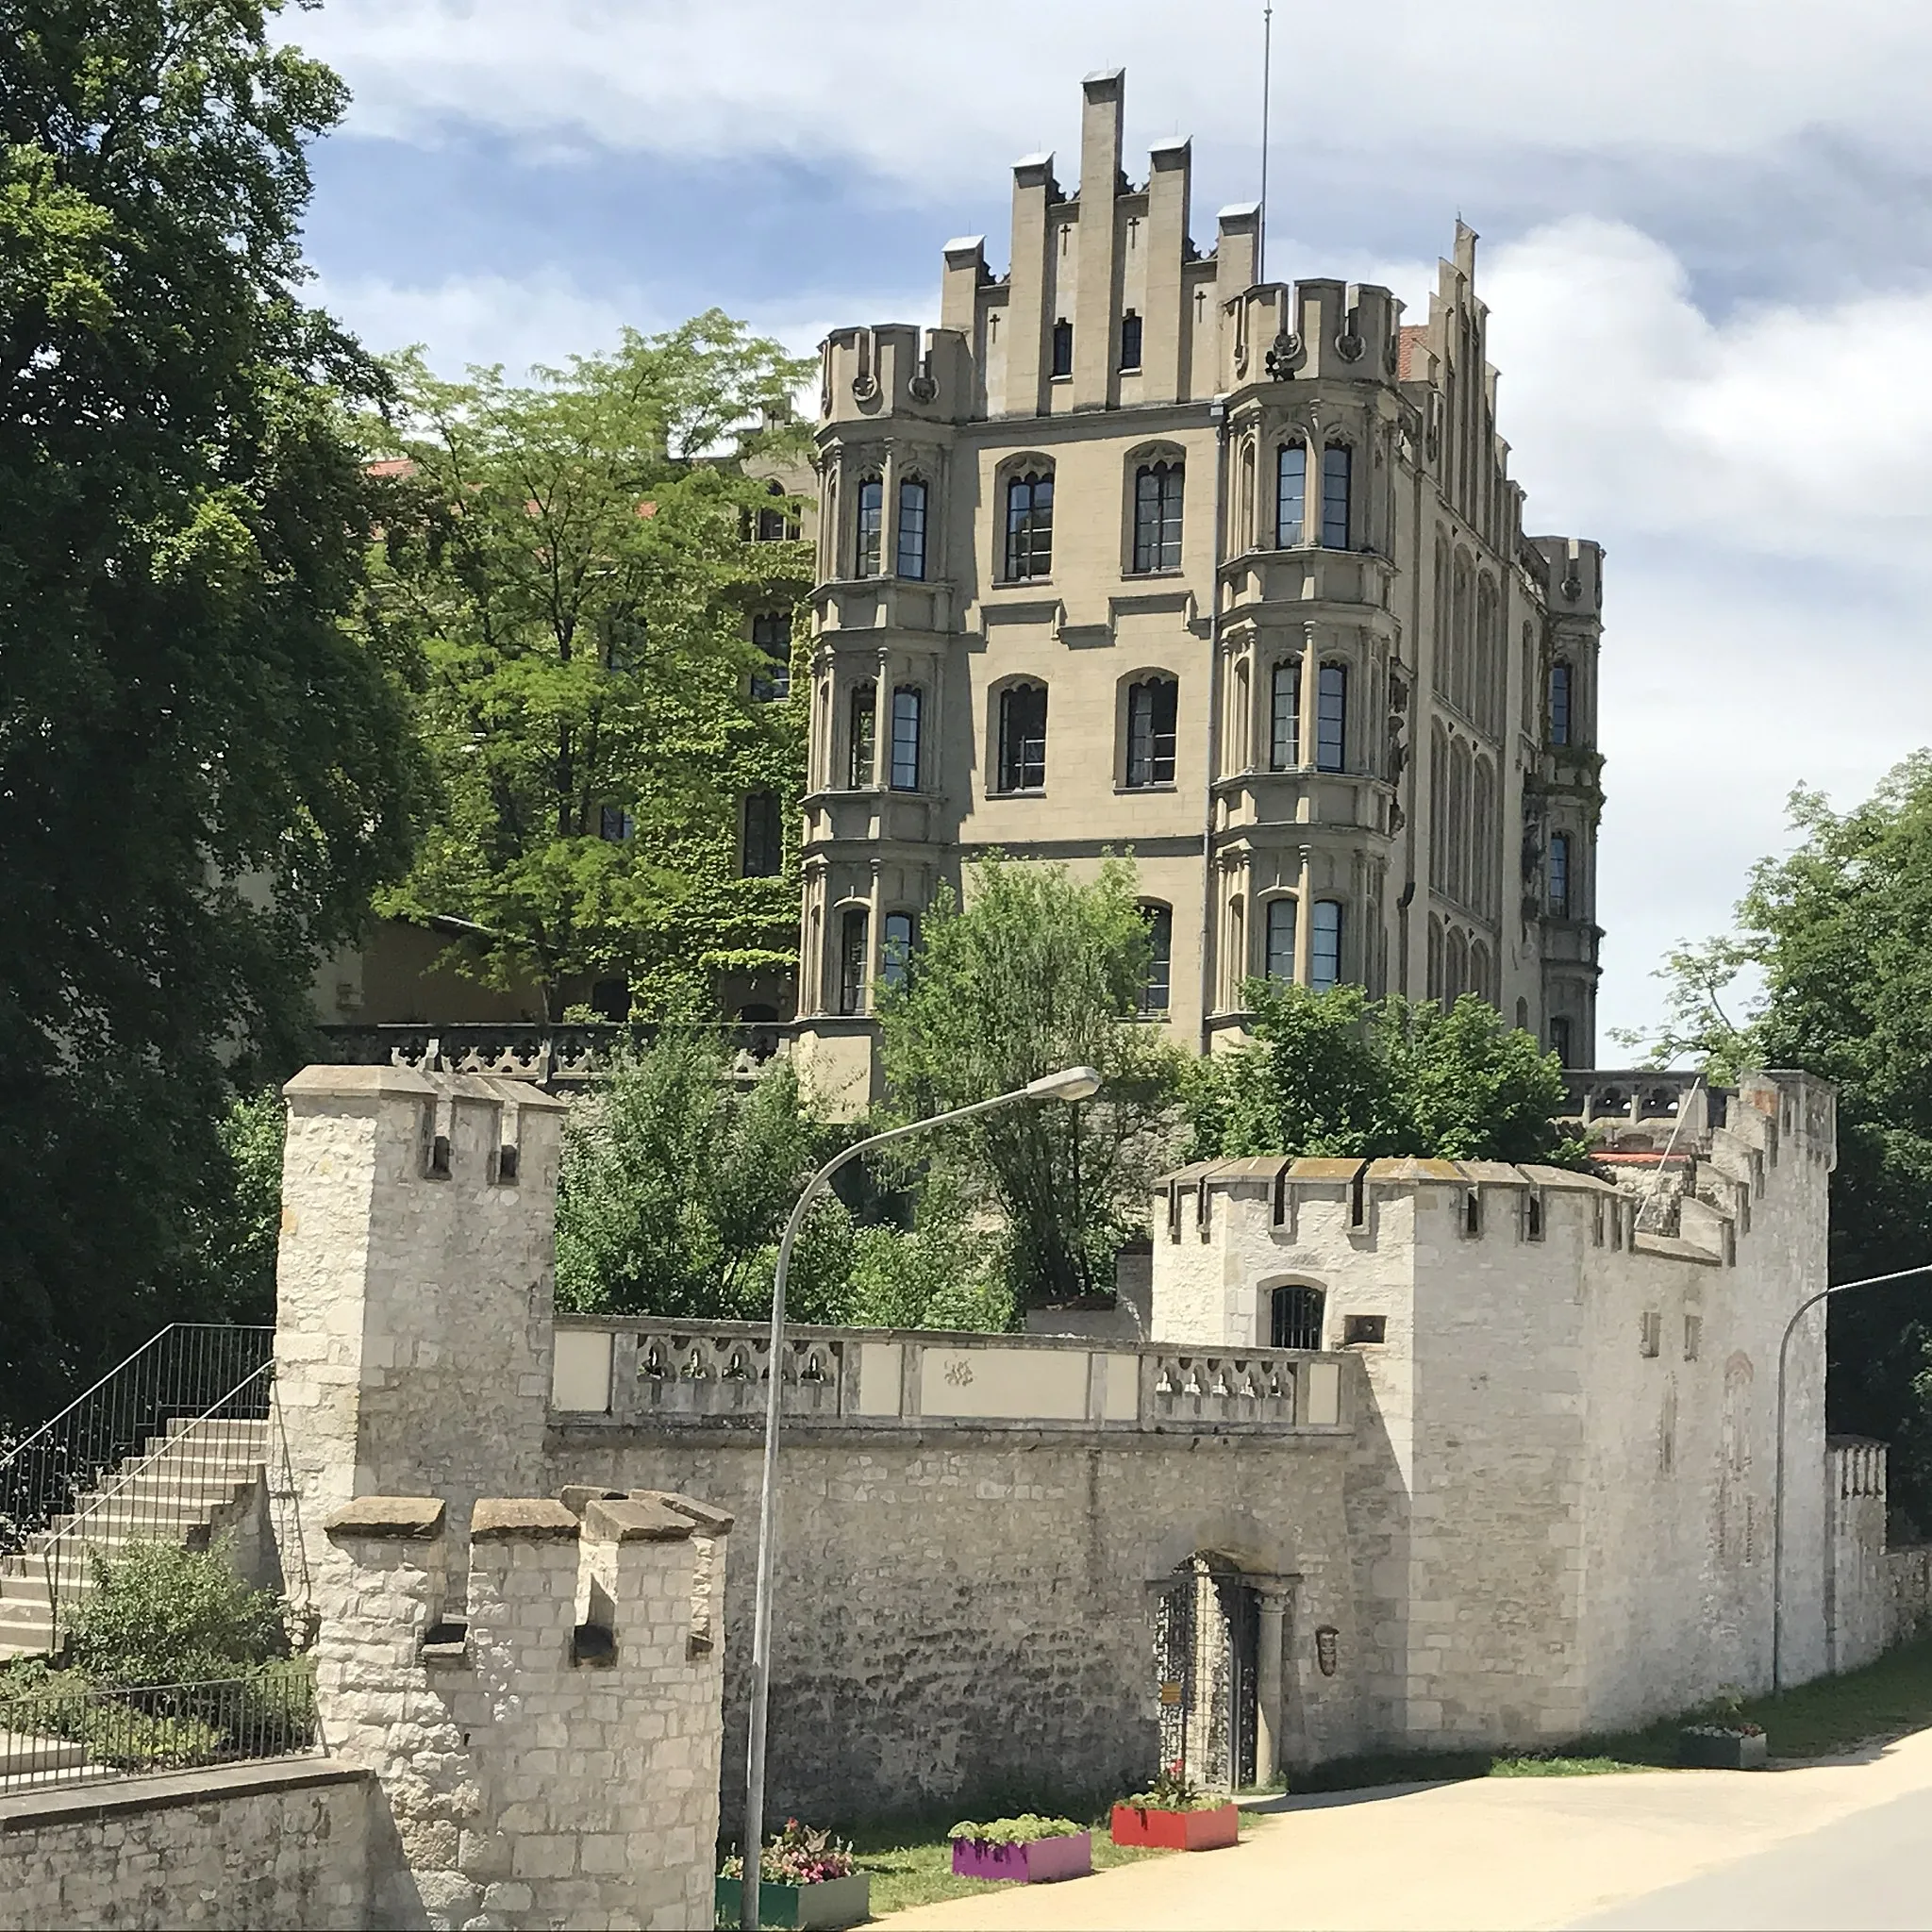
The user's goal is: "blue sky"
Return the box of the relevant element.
[289,0,1932,1053]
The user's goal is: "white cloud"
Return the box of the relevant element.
[318,270,934,377]
[1474,220,1932,1047]
[293,0,1932,194]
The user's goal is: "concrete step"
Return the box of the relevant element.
[59,1471,261,1513]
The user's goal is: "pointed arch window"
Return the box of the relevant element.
[754,479,796,542]
[1124,677,1178,787]
[847,681,876,789]
[1119,310,1143,372]
[1316,662,1347,772]
[1051,318,1074,378]
[1321,444,1352,548]
[1264,898,1297,982]
[1311,900,1344,991]
[896,477,928,580]
[750,611,791,702]
[838,908,869,1015]
[881,911,917,993]
[1132,461,1184,574]
[855,476,884,576]
[1549,832,1572,919]
[1004,471,1053,580]
[741,791,782,877]
[997,682,1048,792]
[1271,660,1301,769]
[1139,903,1173,1014]
[890,685,923,791]
[1276,443,1307,547]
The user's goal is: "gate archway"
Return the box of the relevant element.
[1152,1555,1258,1790]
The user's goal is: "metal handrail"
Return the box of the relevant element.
[0,1325,260,1476]
[37,1357,276,1651]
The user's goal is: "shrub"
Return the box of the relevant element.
[65,1539,287,1687]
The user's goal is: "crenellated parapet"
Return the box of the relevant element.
[315,1490,730,1931]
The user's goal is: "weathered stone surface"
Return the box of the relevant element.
[581,1497,691,1544]
[471,1499,579,1543]
[326,1495,447,1540]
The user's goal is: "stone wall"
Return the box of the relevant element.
[313,1491,726,1932]
[1150,1070,1839,1751]
[548,1423,1358,1821]
[1825,1439,1890,1674]
[275,1067,568,1596]
[0,1760,373,1932]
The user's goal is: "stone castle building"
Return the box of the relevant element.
[792,69,1605,1113]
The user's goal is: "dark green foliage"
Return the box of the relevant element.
[555,1031,854,1323]
[370,325,811,1017]
[0,3,424,1426]
[875,857,1189,1309]
[1185,984,1586,1167]
[66,1539,287,1687]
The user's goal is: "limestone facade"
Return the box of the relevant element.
[312,1491,726,1932]
[792,68,1605,1113]
[1153,1070,1838,1739]
[262,1059,1915,1834]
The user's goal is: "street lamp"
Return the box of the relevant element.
[1771,1259,1932,1692]
[739,1065,1105,1928]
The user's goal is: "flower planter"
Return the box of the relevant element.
[1678,1728,1768,1771]
[1109,1800,1240,1851]
[950,1831,1092,1884]
[714,1872,872,1929]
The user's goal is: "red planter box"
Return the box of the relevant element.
[1109,1802,1240,1851]
[950,1832,1092,1883]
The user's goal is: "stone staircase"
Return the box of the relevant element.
[0,1417,270,1659]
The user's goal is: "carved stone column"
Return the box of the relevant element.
[1255,1584,1291,1786]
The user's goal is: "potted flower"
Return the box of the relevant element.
[1679,1690,1768,1770]
[717,1820,871,1928]
[1678,1721,1768,1770]
[1110,1762,1240,1851]
[948,1814,1092,1884]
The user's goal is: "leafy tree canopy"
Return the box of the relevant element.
[876,856,1188,1307]
[1186,983,1586,1167]
[369,323,812,1016]
[555,1030,853,1324]
[1638,756,1932,1526]
[0,0,422,1422]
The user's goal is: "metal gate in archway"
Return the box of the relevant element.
[1153,1556,1258,1790]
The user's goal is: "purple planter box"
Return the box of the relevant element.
[951,1832,1092,1884]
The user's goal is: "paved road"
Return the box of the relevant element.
[1574,1781,1932,1929]
[881,1727,1932,1931]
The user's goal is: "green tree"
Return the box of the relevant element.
[1645,758,1932,1528]
[66,1540,287,1688]
[875,856,1188,1309]
[0,2,422,1424]
[555,1031,853,1323]
[369,325,812,1018]
[1186,984,1586,1166]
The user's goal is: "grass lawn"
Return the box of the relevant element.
[1293,1629,1932,1793]
[840,1812,1179,1918]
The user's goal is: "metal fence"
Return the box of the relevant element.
[0,1325,275,1559]
[0,1661,316,1793]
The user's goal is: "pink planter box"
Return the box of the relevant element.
[950,1832,1092,1884]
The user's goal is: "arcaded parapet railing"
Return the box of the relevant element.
[315,1021,786,1088]
[549,1319,1347,1436]
[1560,1069,1731,1132]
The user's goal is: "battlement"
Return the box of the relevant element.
[1527,533,1607,618]
[819,322,971,428]
[1224,279,1404,391]
[315,1491,728,1928]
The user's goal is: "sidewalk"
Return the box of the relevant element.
[879,1725,1932,1930]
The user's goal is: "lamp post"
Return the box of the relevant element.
[739,1065,1105,1930]
[1771,1259,1932,1692]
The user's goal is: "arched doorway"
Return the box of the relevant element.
[1153,1555,1259,1790]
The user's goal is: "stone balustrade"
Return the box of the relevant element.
[316,1021,786,1088]
[1560,1068,1730,1132]
[550,1319,1346,1436]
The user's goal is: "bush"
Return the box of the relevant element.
[947,1815,1085,1845]
[65,1539,287,1687]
